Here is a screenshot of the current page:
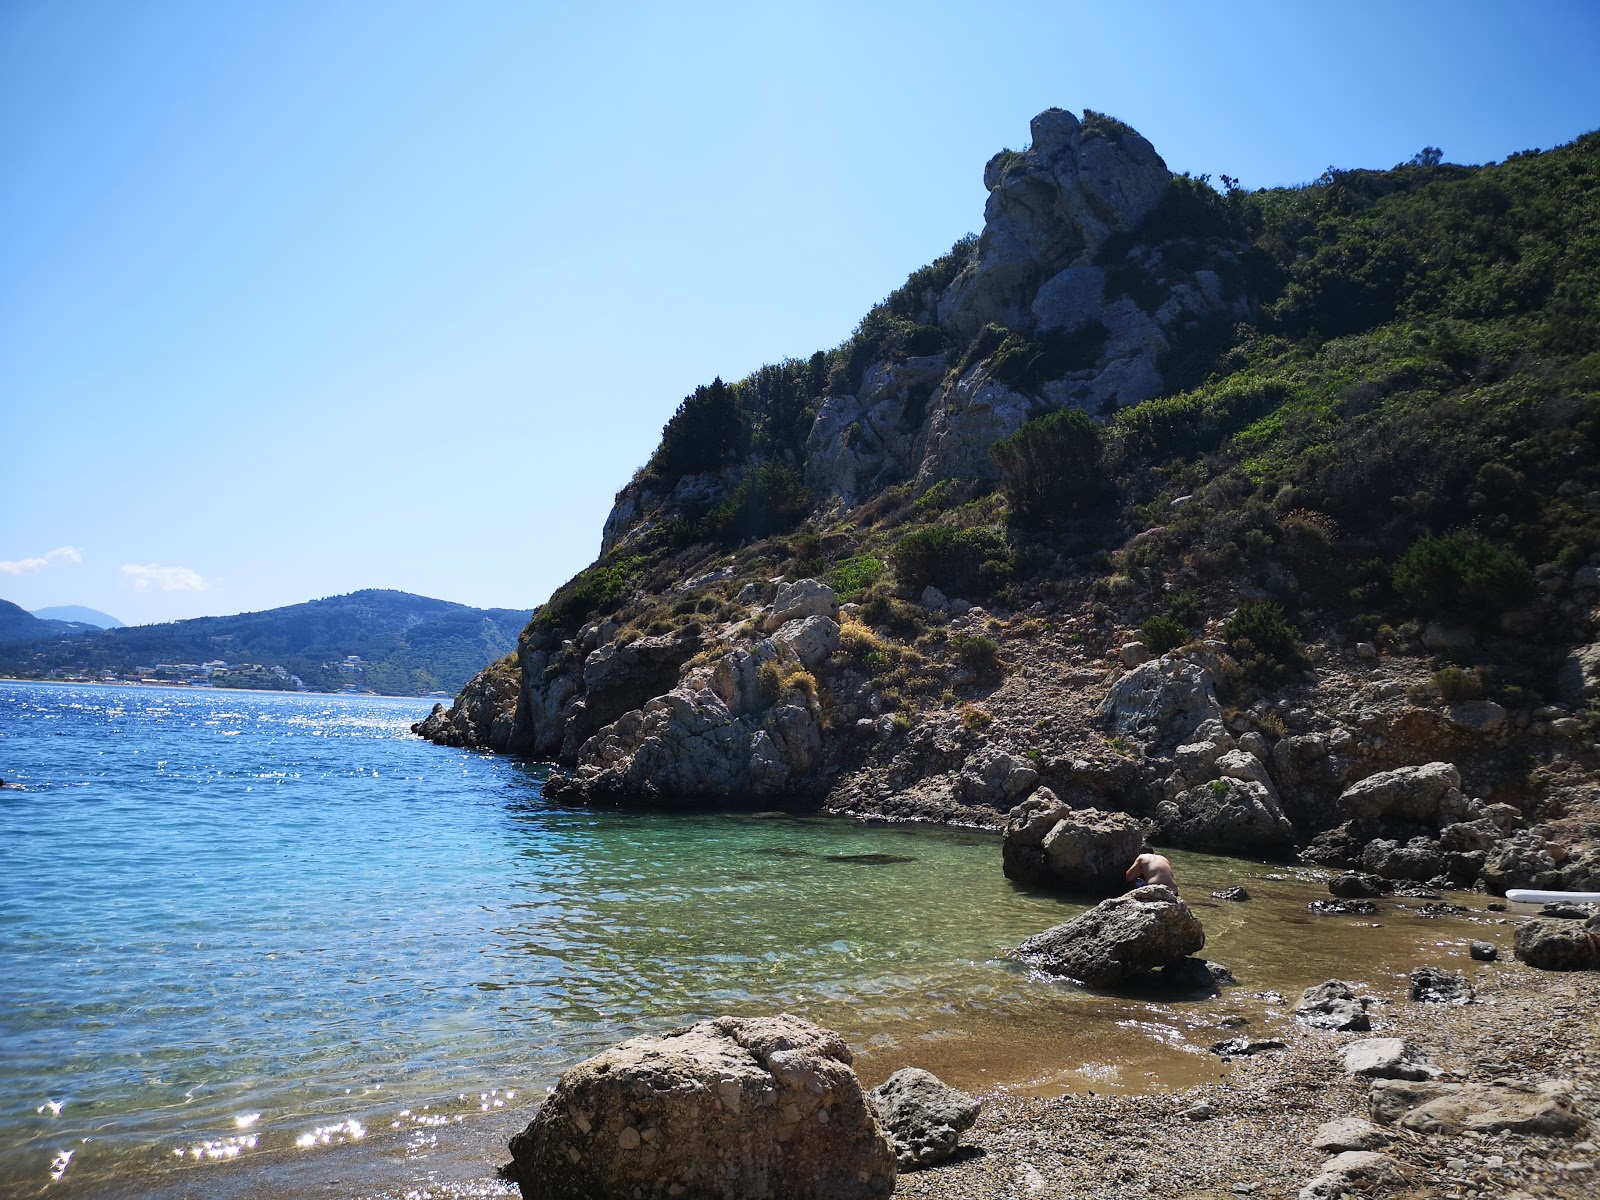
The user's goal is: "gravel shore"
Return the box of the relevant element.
[897,962,1598,1200]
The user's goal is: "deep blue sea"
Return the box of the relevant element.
[0,681,1489,1198]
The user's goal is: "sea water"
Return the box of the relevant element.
[0,681,1500,1197]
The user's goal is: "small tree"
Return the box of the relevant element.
[1393,531,1534,622]
[990,408,1103,526]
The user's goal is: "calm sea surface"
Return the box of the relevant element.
[0,681,1499,1197]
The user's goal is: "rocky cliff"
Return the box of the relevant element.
[418,109,1600,888]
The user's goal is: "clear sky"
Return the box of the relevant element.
[3,0,1597,626]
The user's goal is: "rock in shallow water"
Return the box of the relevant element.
[1014,885,1205,988]
[867,1067,980,1170]
[505,1014,894,1200]
[1294,980,1372,1032]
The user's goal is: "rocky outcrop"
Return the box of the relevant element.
[1001,794,1144,893]
[411,655,526,753]
[956,746,1040,810]
[505,1014,895,1200]
[1098,654,1222,757]
[1369,1077,1586,1136]
[1514,915,1600,970]
[1339,762,1464,824]
[866,1068,980,1171]
[939,109,1170,340]
[1156,775,1295,854]
[1014,884,1205,987]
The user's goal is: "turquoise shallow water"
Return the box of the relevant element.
[0,681,1501,1197]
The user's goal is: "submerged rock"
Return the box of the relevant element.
[1014,884,1205,987]
[505,1014,895,1200]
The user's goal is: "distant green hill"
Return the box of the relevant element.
[31,605,124,629]
[0,589,533,695]
[0,599,96,642]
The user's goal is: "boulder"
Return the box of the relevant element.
[1514,916,1600,971]
[914,367,1038,488]
[1369,1078,1586,1137]
[1556,642,1600,705]
[1298,1151,1409,1200]
[1158,956,1237,994]
[1293,980,1371,1032]
[1360,837,1445,883]
[957,746,1040,809]
[1001,794,1145,894]
[1343,1038,1441,1081]
[1482,832,1564,894]
[505,1014,895,1200]
[1310,1117,1395,1153]
[1329,872,1391,899]
[1445,700,1507,734]
[1439,819,1502,853]
[1339,762,1463,825]
[1157,777,1296,854]
[1408,966,1474,1004]
[1470,940,1498,962]
[866,1068,980,1171]
[1097,656,1222,757]
[580,631,702,728]
[767,579,840,631]
[773,615,841,670]
[1014,885,1205,987]
[1211,886,1251,902]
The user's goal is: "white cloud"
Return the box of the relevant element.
[0,546,83,576]
[121,563,208,592]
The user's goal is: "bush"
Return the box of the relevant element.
[536,555,647,631]
[1139,615,1189,654]
[651,377,741,478]
[890,524,1013,594]
[984,325,1109,393]
[1432,665,1485,702]
[702,460,812,543]
[1223,599,1308,685]
[990,408,1103,525]
[829,555,885,600]
[949,633,1002,677]
[1393,531,1535,621]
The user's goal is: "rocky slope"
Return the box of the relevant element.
[417,107,1600,887]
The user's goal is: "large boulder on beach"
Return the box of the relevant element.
[1293,980,1371,1032]
[1298,1151,1410,1200]
[1001,792,1144,893]
[1014,884,1205,987]
[505,1014,895,1200]
[1514,916,1600,971]
[1338,762,1463,825]
[1156,776,1296,854]
[867,1067,981,1170]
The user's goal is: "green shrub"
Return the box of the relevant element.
[1432,665,1485,702]
[1139,615,1188,654]
[1223,599,1308,685]
[537,555,647,631]
[890,524,1013,594]
[990,408,1103,525]
[651,377,741,477]
[949,633,1002,677]
[1392,531,1535,621]
[829,555,885,600]
[984,325,1108,393]
[702,460,812,543]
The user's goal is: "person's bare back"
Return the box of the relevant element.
[1126,846,1177,892]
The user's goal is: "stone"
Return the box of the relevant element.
[1209,1037,1286,1059]
[505,1014,895,1200]
[1439,819,1502,853]
[1446,700,1508,734]
[773,615,841,670]
[1483,832,1564,893]
[1298,1151,1409,1200]
[1514,916,1600,970]
[1015,885,1205,988]
[1157,776,1296,854]
[1309,899,1378,915]
[1556,642,1600,705]
[1339,762,1463,825]
[957,746,1040,809]
[1470,939,1498,961]
[1031,264,1107,332]
[867,1068,980,1171]
[1361,837,1445,883]
[766,578,841,631]
[1343,1038,1442,1081]
[1311,1117,1395,1153]
[1159,956,1236,994]
[1329,872,1391,899]
[1355,642,1379,659]
[1409,966,1474,1004]
[1119,640,1154,667]
[1293,980,1371,1032]
[1097,655,1223,757]
[1211,886,1251,902]
[919,585,950,614]
[1001,794,1145,894]
[1369,1078,1586,1137]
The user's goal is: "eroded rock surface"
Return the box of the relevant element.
[867,1067,980,1170]
[1015,884,1205,987]
[1001,793,1145,894]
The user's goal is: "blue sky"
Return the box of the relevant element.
[3,0,1597,626]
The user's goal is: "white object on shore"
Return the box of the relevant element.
[1504,889,1600,905]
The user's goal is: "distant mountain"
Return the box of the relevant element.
[0,589,533,696]
[0,599,97,643]
[32,605,124,629]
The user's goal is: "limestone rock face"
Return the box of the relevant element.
[1015,885,1205,987]
[914,366,1039,488]
[1001,793,1145,894]
[774,615,841,670]
[939,108,1170,339]
[1098,655,1223,757]
[579,630,701,730]
[956,745,1040,809]
[1339,762,1464,824]
[506,1014,896,1200]
[866,1068,980,1171]
[412,658,526,754]
[1556,642,1600,705]
[1368,1078,1586,1136]
[1157,776,1296,854]
[767,579,841,631]
[803,357,946,504]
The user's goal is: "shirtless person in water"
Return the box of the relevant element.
[1125,844,1178,893]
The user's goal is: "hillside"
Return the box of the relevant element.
[0,589,532,695]
[0,599,95,642]
[31,605,124,629]
[417,109,1600,895]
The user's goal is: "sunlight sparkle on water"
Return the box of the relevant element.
[175,1134,258,1160]
[295,1119,365,1149]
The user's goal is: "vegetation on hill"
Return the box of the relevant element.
[0,590,532,695]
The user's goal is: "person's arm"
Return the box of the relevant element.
[1125,855,1145,882]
